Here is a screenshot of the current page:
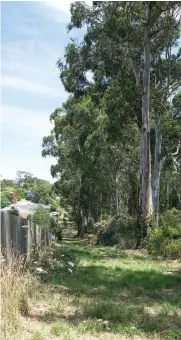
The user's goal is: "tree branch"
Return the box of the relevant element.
[150,22,181,37]
[171,141,181,157]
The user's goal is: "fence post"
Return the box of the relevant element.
[27,220,32,258]
[20,217,29,259]
[3,212,12,262]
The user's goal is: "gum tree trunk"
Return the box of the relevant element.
[114,170,120,216]
[152,112,162,224]
[139,3,153,244]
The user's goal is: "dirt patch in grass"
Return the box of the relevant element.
[122,249,148,256]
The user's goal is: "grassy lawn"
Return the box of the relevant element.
[18,241,181,340]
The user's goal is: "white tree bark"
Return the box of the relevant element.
[152,112,162,224]
[139,3,153,224]
[115,171,120,215]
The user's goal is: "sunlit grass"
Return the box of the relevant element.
[7,242,181,340]
[47,244,181,339]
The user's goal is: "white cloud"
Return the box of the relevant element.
[2,43,62,84]
[40,1,71,23]
[1,105,52,138]
[1,156,56,183]
[42,1,72,15]
[1,105,56,182]
[43,0,92,12]
[41,1,92,23]
[1,75,62,98]
[1,1,70,182]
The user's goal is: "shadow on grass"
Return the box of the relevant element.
[55,243,153,262]
[56,243,181,266]
[35,244,181,338]
[47,264,181,303]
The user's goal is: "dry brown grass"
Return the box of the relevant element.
[1,253,38,339]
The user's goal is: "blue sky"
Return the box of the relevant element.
[1,2,180,182]
[1,1,87,182]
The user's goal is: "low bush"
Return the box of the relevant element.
[32,205,50,229]
[148,208,181,258]
[50,216,62,241]
[94,214,136,248]
[50,198,59,212]
[53,247,80,272]
[3,192,12,202]
[30,206,62,241]
[29,245,56,270]
[8,209,19,216]
[1,195,11,208]
[15,188,25,200]
[25,191,35,201]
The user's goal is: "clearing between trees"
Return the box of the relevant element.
[12,240,181,340]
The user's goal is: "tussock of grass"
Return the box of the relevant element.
[1,253,38,339]
[31,332,44,340]
[51,322,71,336]
[77,319,108,334]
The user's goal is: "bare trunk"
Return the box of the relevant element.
[114,171,119,215]
[111,170,120,216]
[166,176,170,210]
[83,214,88,234]
[152,112,162,224]
[139,4,153,242]
[77,209,85,238]
[76,209,83,237]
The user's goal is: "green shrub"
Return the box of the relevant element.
[3,187,25,201]
[8,209,19,216]
[17,188,25,200]
[53,248,79,272]
[148,209,181,258]
[1,196,11,208]
[32,206,50,229]
[94,214,136,248]
[12,187,26,200]
[50,198,58,212]
[4,192,12,202]
[50,217,62,240]
[165,239,181,258]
